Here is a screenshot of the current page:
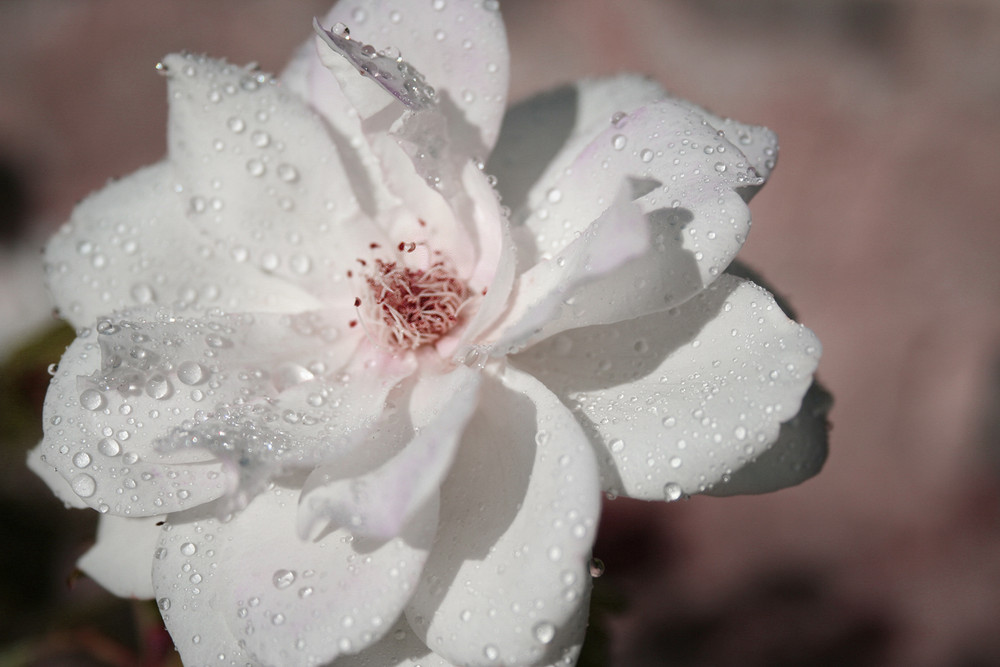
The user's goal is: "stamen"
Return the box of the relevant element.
[357,257,471,350]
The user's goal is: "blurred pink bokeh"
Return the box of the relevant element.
[2,1,999,665]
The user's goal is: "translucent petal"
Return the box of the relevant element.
[514,275,821,499]
[405,367,600,666]
[44,162,322,330]
[322,0,509,157]
[77,515,163,599]
[37,310,404,516]
[153,485,436,667]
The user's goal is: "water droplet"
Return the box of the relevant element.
[273,569,296,589]
[547,545,562,561]
[272,613,286,626]
[432,0,446,10]
[483,644,499,661]
[180,542,197,556]
[71,473,96,498]
[612,134,627,151]
[227,117,245,133]
[177,361,206,385]
[98,437,121,457]
[662,416,676,428]
[669,456,682,469]
[80,389,105,411]
[298,586,313,599]
[251,130,270,147]
[277,164,299,182]
[640,148,654,163]
[246,159,265,177]
[664,482,683,501]
[734,425,747,440]
[589,557,605,578]
[145,374,171,400]
[546,187,562,203]
[610,111,627,127]
[533,621,556,644]
[714,161,727,173]
[73,452,91,468]
[158,597,171,611]
[610,438,625,453]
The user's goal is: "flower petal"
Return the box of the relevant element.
[37,310,405,516]
[26,445,87,509]
[322,0,509,158]
[707,381,831,495]
[77,515,163,599]
[488,75,667,222]
[514,274,821,499]
[162,52,379,304]
[153,485,437,667]
[486,188,649,354]
[520,99,760,298]
[44,162,322,330]
[489,75,777,225]
[336,612,583,667]
[299,365,480,541]
[405,366,600,667]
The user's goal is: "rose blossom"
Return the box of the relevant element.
[29,0,826,665]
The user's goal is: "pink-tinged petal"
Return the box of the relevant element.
[322,0,509,158]
[514,275,821,500]
[521,100,760,304]
[405,367,600,667]
[44,162,323,330]
[162,52,379,304]
[77,515,163,599]
[153,485,436,667]
[707,381,831,495]
[26,446,87,509]
[486,188,649,354]
[37,310,407,517]
[299,365,480,541]
[489,75,667,222]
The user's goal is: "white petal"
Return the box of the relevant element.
[26,445,87,509]
[405,367,600,667]
[707,381,831,495]
[77,515,163,599]
[335,617,457,667]
[44,162,322,330]
[489,75,667,221]
[299,365,480,541]
[520,100,759,303]
[162,52,379,304]
[336,613,583,667]
[489,75,777,224]
[514,275,821,499]
[322,0,509,157]
[38,311,402,516]
[153,485,436,667]
[487,188,649,353]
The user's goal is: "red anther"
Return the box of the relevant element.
[354,297,362,307]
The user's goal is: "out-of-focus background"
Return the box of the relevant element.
[1,1,999,665]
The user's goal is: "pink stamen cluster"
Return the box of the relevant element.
[358,257,471,350]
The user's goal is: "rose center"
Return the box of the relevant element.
[355,256,471,350]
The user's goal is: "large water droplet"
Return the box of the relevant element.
[72,473,96,498]
[177,361,206,386]
[273,569,296,589]
[80,389,105,411]
[98,437,121,457]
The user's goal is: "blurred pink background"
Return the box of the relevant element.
[2,1,999,665]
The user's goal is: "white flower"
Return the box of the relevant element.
[29,1,826,665]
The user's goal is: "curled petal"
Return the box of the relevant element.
[515,275,821,499]
[299,365,480,541]
[77,515,163,599]
[520,100,759,301]
[405,367,600,667]
[44,163,322,330]
[321,0,509,157]
[153,486,436,667]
